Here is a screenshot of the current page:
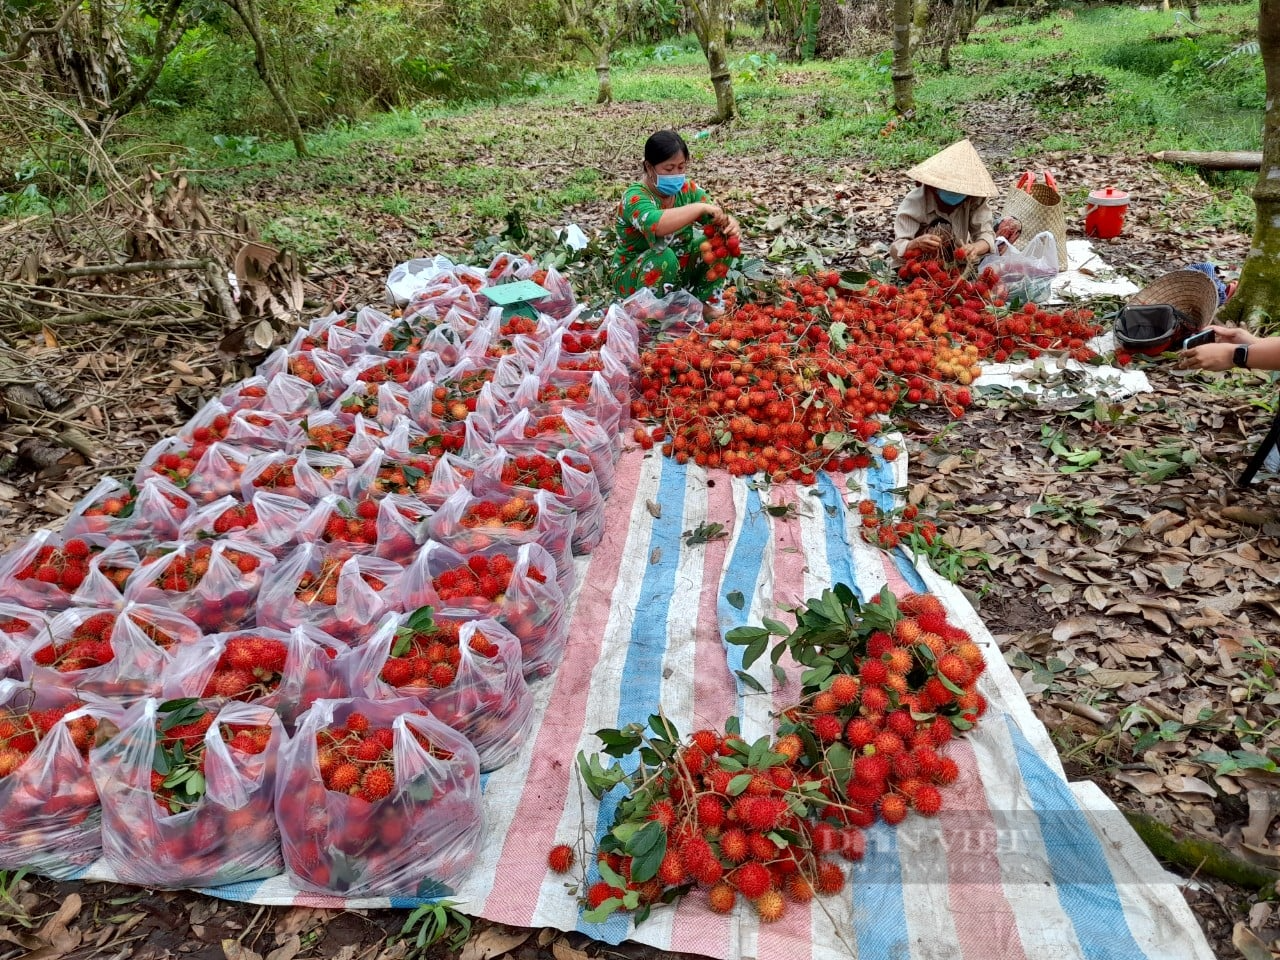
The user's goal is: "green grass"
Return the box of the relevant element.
[96,2,1261,263]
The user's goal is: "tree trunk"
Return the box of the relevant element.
[1150,149,1262,170]
[687,0,737,122]
[911,0,929,51]
[891,0,914,114]
[1219,0,1280,327]
[1188,0,1199,20]
[223,0,307,158]
[106,0,188,120]
[595,58,613,104]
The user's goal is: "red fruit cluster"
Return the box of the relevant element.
[377,611,501,691]
[82,488,137,520]
[358,357,417,385]
[304,421,357,453]
[537,382,592,406]
[433,554,519,602]
[380,318,426,354]
[297,315,357,352]
[0,703,97,778]
[698,222,742,283]
[295,557,387,606]
[428,372,494,424]
[141,544,260,592]
[31,612,118,672]
[339,384,383,419]
[288,354,328,387]
[322,499,381,545]
[315,712,449,803]
[855,499,938,550]
[212,502,258,534]
[368,454,443,497]
[150,710,271,815]
[562,330,606,354]
[203,635,290,700]
[150,449,201,485]
[0,615,32,635]
[500,315,538,338]
[460,497,537,531]
[631,263,1098,478]
[499,454,566,494]
[14,539,98,592]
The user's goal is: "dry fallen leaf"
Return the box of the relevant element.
[222,940,264,960]
[458,927,533,960]
[550,939,592,960]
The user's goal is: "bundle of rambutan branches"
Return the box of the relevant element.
[550,587,988,925]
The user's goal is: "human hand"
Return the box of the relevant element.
[1176,343,1236,371]
[910,234,943,255]
[956,241,990,262]
[720,214,741,239]
[1203,325,1258,346]
[996,217,1022,244]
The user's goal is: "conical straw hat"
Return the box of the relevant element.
[906,139,999,198]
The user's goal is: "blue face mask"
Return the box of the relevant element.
[655,174,686,196]
[936,188,967,207]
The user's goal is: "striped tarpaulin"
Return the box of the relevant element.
[79,446,1213,960]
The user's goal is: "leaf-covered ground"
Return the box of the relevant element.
[1,5,1275,959]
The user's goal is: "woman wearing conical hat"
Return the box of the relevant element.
[889,139,1004,265]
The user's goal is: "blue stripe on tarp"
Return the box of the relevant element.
[1004,715,1150,960]
[816,471,861,601]
[577,456,687,943]
[851,821,911,956]
[717,482,770,715]
[197,876,268,901]
[865,447,929,593]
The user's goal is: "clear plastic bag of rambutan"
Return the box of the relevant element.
[353,610,533,772]
[472,447,604,555]
[509,366,628,436]
[403,540,567,680]
[458,315,546,369]
[286,309,366,362]
[344,352,438,394]
[177,400,300,456]
[125,539,276,634]
[331,378,409,428]
[240,450,355,505]
[428,487,576,598]
[403,278,484,329]
[296,493,390,559]
[493,407,617,497]
[163,624,351,728]
[22,603,200,699]
[0,531,138,612]
[178,492,311,558]
[91,697,284,888]
[0,681,105,878]
[527,264,576,320]
[277,697,484,897]
[347,447,454,505]
[0,604,48,678]
[290,410,386,466]
[64,475,195,545]
[259,346,351,404]
[544,332,634,408]
[257,543,404,647]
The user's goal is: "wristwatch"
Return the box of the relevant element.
[1233,345,1250,368]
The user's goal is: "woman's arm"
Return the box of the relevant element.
[1178,330,1279,371]
[652,202,717,238]
[890,188,931,261]
[958,197,996,261]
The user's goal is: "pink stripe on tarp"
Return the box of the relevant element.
[290,893,353,909]
[879,550,916,599]
[941,738,1029,960]
[669,472,738,958]
[481,448,646,927]
[759,485,815,960]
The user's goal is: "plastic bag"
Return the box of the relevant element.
[380,417,467,461]
[484,251,534,284]
[258,347,350,404]
[333,379,413,428]
[162,624,350,727]
[386,255,456,307]
[529,264,576,319]
[63,476,195,545]
[240,450,355,502]
[219,373,321,421]
[92,697,284,888]
[290,310,364,360]
[0,682,103,878]
[349,449,473,505]
[370,315,465,369]
[125,540,276,633]
[372,494,433,563]
[178,492,311,557]
[353,611,533,772]
[296,494,411,558]
[978,232,1059,304]
[0,531,136,611]
[277,696,483,896]
[428,487,576,597]
[508,370,624,437]
[163,442,255,503]
[179,402,299,454]
[257,543,403,646]
[403,541,567,678]
[493,408,618,496]
[0,604,48,678]
[474,447,604,554]
[621,286,705,341]
[20,604,184,699]
[292,411,386,465]
[343,353,435,393]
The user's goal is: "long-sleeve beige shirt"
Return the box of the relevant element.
[889,187,997,263]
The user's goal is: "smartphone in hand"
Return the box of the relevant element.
[1181,329,1215,350]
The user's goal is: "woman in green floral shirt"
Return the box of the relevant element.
[610,130,741,317]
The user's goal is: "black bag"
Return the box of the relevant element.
[1114,303,1198,354]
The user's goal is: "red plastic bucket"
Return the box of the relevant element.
[1085,187,1129,240]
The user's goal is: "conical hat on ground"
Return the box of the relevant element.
[905,139,999,198]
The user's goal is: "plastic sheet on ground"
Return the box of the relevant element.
[67,445,1212,960]
[1049,239,1141,303]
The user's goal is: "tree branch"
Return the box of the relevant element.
[106,0,189,119]
[1,0,81,65]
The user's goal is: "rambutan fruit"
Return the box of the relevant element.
[697,794,726,830]
[719,827,750,863]
[811,691,839,715]
[691,857,724,887]
[829,673,859,705]
[937,654,971,687]
[586,881,622,910]
[754,890,786,923]
[657,850,687,886]
[647,799,677,830]
[707,882,736,913]
[784,874,814,903]
[912,784,943,816]
[933,756,959,785]
[812,714,843,743]
[731,862,772,899]
[748,832,777,862]
[845,717,877,748]
[860,686,890,714]
[773,733,803,762]
[879,794,908,825]
[815,860,846,895]
[359,765,395,802]
[327,762,360,793]
[810,820,843,854]
[872,731,904,757]
[547,843,575,874]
